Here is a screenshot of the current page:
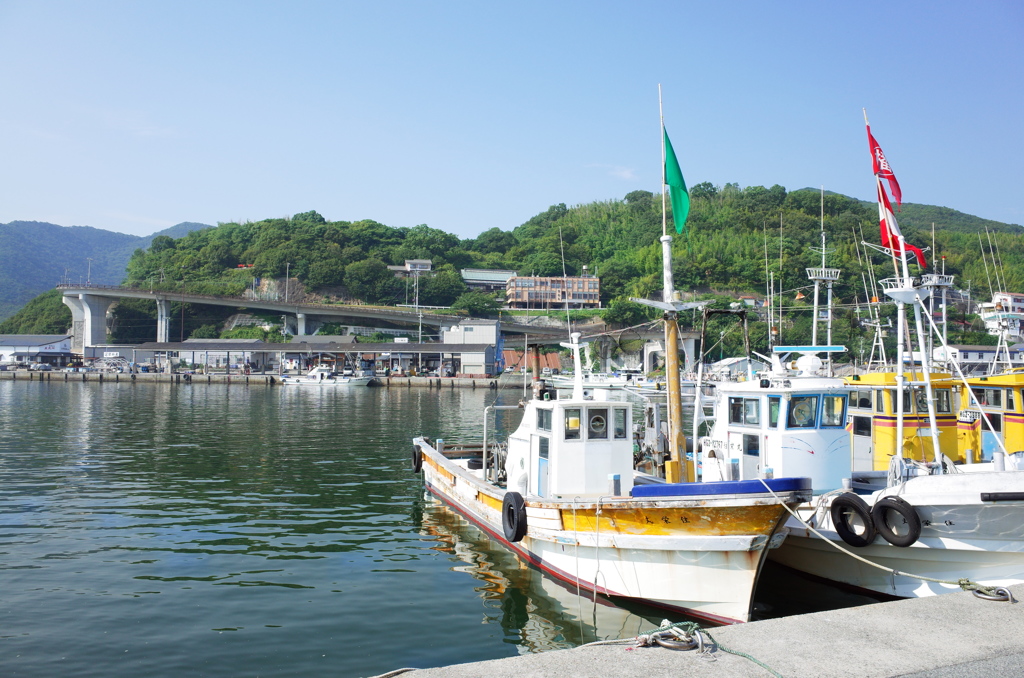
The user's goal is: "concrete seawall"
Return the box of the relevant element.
[0,370,513,389]
[386,584,1024,678]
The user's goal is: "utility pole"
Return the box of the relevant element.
[285,263,290,303]
[415,270,422,343]
[86,258,93,286]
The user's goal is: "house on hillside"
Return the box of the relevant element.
[506,267,601,310]
[461,269,517,294]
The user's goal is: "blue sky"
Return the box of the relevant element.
[1,1,1021,239]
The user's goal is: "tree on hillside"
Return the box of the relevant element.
[451,291,503,316]
[472,227,517,254]
[345,258,398,304]
[422,267,467,306]
[0,289,71,334]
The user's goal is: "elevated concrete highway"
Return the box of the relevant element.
[57,284,574,352]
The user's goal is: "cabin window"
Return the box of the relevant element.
[787,395,818,428]
[876,390,886,413]
[538,436,549,459]
[537,408,552,431]
[1007,389,1015,412]
[982,413,1002,433]
[768,397,780,429]
[914,389,929,415]
[854,391,872,409]
[744,399,760,425]
[613,409,628,439]
[821,395,846,427]
[936,389,952,413]
[588,408,608,440]
[972,387,1002,408]
[853,415,872,436]
[565,408,581,440]
[743,434,760,456]
[728,397,760,425]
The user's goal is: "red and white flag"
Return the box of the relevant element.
[877,180,926,267]
[867,125,902,207]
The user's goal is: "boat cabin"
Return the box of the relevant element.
[845,371,959,469]
[503,389,635,499]
[700,348,852,491]
[959,369,1024,461]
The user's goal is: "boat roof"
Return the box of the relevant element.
[846,371,955,386]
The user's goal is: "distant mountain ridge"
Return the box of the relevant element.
[0,220,211,320]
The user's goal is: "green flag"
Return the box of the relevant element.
[664,128,690,234]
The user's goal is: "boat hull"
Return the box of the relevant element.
[771,471,1024,597]
[279,376,372,386]
[416,438,808,624]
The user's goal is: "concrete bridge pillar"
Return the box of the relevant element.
[62,294,115,352]
[643,336,697,374]
[680,337,696,374]
[62,295,86,353]
[156,299,172,343]
[295,313,307,336]
[644,339,664,373]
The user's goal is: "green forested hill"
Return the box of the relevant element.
[4,186,1019,355]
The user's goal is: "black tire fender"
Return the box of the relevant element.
[871,496,922,547]
[502,491,527,542]
[830,493,876,547]
[411,443,423,473]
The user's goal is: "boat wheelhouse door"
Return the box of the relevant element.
[531,433,550,496]
[847,388,875,472]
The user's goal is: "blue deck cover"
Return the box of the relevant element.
[631,477,811,498]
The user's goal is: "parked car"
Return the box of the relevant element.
[29,364,52,371]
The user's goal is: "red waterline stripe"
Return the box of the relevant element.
[422,479,747,626]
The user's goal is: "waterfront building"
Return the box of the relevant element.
[0,334,74,367]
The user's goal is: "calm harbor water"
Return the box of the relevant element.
[0,380,879,677]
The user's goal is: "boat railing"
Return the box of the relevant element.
[806,267,841,281]
[879,276,916,290]
[920,273,955,287]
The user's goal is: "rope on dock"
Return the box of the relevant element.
[757,479,1017,603]
[583,619,784,677]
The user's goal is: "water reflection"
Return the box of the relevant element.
[419,497,664,652]
[0,379,882,677]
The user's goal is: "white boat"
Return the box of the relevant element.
[546,370,636,389]
[412,334,811,624]
[410,106,822,624]
[279,365,372,386]
[693,120,1024,599]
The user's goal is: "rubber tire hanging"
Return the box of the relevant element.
[871,496,922,547]
[502,491,527,542]
[830,493,877,547]
[411,444,422,473]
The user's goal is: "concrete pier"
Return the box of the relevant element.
[0,370,516,389]
[390,584,1023,678]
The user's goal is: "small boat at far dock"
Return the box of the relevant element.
[279,365,372,386]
